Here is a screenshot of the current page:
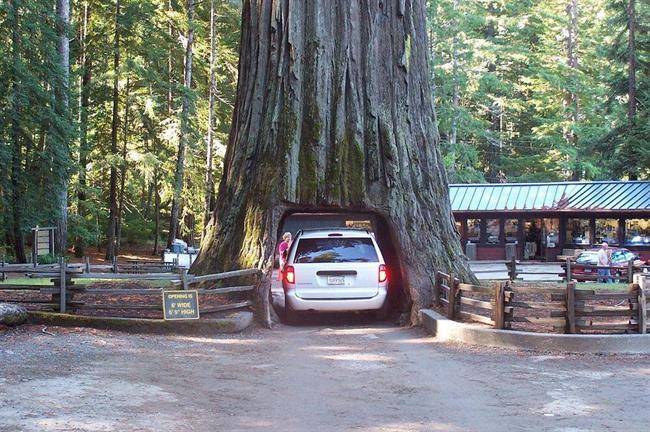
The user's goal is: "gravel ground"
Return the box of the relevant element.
[1,318,649,432]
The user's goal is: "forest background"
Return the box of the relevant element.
[0,0,647,262]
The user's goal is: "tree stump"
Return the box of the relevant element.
[0,303,28,326]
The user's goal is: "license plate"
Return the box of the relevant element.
[584,269,592,273]
[327,276,345,285]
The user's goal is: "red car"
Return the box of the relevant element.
[571,248,645,282]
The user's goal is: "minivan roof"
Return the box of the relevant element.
[297,228,373,239]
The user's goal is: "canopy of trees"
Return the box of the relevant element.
[0,0,647,263]
[1,0,240,261]
[428,0,648,182]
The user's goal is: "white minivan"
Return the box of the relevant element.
[281,228,388,320]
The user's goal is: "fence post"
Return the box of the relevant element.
[84,256,90,273]
[59,257,67,314]
[447,273,457,319]
[493,281,505,329]
[179,268,189,290]
[1,255,5,281]
[566,258,572,282]
[507,257,517,281]
[628,260,634,284]
[433,269,439,307]
[565,281,576,334]
[112,256,118,273]
[635,274,647,334]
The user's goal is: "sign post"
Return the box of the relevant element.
[162,290,200,320]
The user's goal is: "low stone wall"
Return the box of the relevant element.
[421,309,650,354]
[27,310,254,335]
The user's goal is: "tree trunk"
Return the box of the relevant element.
[486,2,501,182]
[106,0,121,260]
[55,0,71,255]
[167,0,174,115]
[75,2,92,257]
[203,0,217,239]
[167,0,195,248]
[115,74,130,257]
[626,0,637,180]
[9,0,27,263]
[152,168,161,256]
[565,0,580,181]
[448,0,459,178]
[193,0,473,324]
[77,2,91,205]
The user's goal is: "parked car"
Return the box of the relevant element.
[163,238,198,268]
[281,228,388,321]
[571,248,645,282]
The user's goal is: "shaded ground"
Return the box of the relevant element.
[1,318,649,432]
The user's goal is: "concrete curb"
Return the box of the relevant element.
[420,309,650,354]
[27,311,254,335]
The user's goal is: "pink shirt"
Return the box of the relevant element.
[278,241,289,256]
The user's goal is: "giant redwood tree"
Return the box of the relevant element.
[193,0,473,323]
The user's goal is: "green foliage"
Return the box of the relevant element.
[0,0,241,261]
[37,253,59,265]
[427,0,648,182]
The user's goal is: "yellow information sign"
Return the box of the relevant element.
[162,290,200,320]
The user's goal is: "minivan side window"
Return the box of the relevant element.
[294,238,379,263]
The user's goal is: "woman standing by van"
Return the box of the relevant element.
[277,232,292,280]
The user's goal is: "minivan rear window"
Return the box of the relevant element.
[293,238,379,263]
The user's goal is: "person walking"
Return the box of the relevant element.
[277,232,292,280]
[597,242,612,283]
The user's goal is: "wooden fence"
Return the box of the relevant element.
[502,257,650,282]
[0,257,180,281]
[434,271,648,334]
[0,258,261,319]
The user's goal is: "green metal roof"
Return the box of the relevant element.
[449,181,650,213]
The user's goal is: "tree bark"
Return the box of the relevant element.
[167,0,195,248]
[106,0,121,260]
[55,0,71,255]
[203,0,217,239]
[193,0,473,324]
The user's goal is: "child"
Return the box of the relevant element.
[277,232,292,280]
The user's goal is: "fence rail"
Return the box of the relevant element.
[500,257,650,283]
[434,271,648,335]
[0,256,182,281]
[0,258,262,320]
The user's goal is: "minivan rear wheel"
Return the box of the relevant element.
[282,301,297,325]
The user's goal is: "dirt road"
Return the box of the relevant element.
[1,319,649,432]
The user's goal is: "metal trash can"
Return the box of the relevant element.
[465,242,477,261]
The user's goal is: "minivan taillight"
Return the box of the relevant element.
[379,264,387,283]
[284,266,295,284]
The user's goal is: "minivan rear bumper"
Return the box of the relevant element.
[285,289,387,312]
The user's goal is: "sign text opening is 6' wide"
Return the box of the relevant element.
[163,290,200,320]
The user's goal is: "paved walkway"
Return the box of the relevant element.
[470,261,564,281]
[1,322,648,431]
